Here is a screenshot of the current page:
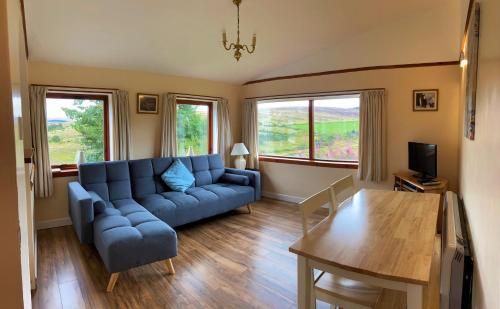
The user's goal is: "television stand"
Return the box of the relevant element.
[394,171,448,233]
[411,173,436,183]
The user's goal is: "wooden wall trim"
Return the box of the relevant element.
[31,84,118,92]
[243,61,459,86]
[244,88,381,101]
[171,92,222,101]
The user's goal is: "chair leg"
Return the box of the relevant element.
[165,258,175,274]
[106,273,120,292]
[247,204,252,214]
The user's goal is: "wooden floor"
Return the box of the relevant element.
[32,199,440,309]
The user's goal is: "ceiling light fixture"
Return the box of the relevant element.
[222,0,256,61]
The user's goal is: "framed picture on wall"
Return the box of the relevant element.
[464,3,480,140]
[413,89,438,111]
[137,93,159,114]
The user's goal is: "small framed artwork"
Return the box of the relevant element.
[137,93,159,114]
[413,89,439,111]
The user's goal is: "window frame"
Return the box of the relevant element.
[176,99,214,155]
[257,95,360,169]
[46,92,110,177]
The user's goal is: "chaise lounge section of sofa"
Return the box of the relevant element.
[68,154,261,291]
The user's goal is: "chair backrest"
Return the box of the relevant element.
[299,175,356,235]
[299,187,335,235]
[330,174,356,209]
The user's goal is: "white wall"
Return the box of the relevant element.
[458,0,500,308]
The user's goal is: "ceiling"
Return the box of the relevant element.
[24,0,460,84]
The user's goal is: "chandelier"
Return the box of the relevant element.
[222,0,256,61]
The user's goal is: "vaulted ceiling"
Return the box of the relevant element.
[24,0,461,84]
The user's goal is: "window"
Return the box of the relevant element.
[46,93,109,175]
[176,99,213,156]
[258,94,360,167]
[313,97,359,161]
[258,100,309,158]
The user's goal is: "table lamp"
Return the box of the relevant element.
[231,143,250,169]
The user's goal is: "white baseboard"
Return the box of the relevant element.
[262,191,304,204]
[36,217,72,230]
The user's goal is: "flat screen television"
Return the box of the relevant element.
[408,142,437,180]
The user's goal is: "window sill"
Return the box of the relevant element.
[52,168,79,178]
[258,156,358,169]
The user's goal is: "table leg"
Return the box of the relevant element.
[407,284,423,309]
[297,256,315,309]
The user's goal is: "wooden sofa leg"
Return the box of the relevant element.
[247,204,252,214]
[165,258,175,275]
[106,273,120,292]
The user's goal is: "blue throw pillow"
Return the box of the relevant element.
[161,159,195,192]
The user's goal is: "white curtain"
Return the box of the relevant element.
[217,98,233,166]
[29,85,53,198]
[111,90,131,160]
[160,93,177,157]
[242,99,259,169]
[357,90,386,182]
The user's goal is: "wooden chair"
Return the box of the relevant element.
[299,175,383,309]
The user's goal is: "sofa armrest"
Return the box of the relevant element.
[225,168,261,200]
[68,181,94,244]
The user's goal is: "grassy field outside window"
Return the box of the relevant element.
[258,95,359,162]
[46,98,106,165]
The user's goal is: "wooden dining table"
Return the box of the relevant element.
[289,189,440,309]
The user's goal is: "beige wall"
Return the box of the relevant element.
[458,0,500,308]
[242,65,461,198]
[29,61,242,224]
[259,1,461,79]
[29,61,242,159]
[0,0,31,307]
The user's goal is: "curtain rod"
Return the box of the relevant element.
[171,92,222,100]
[244,88,385,100]
[31,83,118,93]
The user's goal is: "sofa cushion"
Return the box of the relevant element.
[202,184,255,207]
[208,154,225,183]
[161,159,195,192]
[191,155,212,186]
[220,173,250,186]
[93,198,177,273]
[129,159,156,199]
[106,161,132,201]
[79,163,109,201]
[160,191,202,226]
[151,157,174,193]
[79,161,132,202]
[184,187,230,218]
[135,194,177,226]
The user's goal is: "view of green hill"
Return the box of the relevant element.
[47,99,105,165]
[258,106,359,161]
[47,122,82,164]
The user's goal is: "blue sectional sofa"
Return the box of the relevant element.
[68,154,261,291]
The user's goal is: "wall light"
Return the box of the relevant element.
[460,51,468,68]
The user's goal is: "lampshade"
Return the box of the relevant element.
[231,143,249,156]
